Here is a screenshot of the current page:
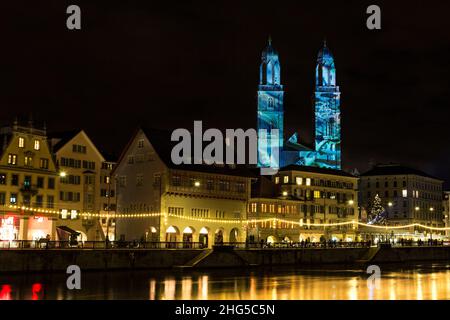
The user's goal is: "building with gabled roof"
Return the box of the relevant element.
[114,127,254,247]
[49,129,117,241]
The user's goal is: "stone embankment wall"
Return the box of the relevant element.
[1,246,449,273]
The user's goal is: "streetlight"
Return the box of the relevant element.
[59,171,67,178]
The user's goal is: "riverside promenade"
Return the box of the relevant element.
[1,240,449,273]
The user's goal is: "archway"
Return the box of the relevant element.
[165,226,179,248]
[229,228,239,244]
[199,227,209,248]
[182,226,194,248]
[214,228,224,245]
[146,226,159,242]
[267,235,276,244]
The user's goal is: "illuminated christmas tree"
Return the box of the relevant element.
[368,194,387,224]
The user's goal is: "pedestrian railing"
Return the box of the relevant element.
[216,241,372,249]
[1,240,448,250]
[215,240,450,249]
[0,240,206,250]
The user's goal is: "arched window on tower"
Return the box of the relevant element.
[261,63,267,84]
[317,64,323,87]
[267,61,273,85]
[268,97,274,110]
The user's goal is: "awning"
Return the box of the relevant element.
[57,226,80,235]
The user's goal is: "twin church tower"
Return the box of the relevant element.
[257,38,342,171]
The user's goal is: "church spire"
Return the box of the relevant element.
[260,37,281,86]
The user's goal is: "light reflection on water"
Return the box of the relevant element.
[1,264,450,300]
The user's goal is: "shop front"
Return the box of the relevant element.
[0,216,19,241]
[0,214,55,246]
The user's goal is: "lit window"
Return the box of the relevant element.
[18,137,25,148]
[251,203,257,213]
[24,156,33,167]
[283,176,289,183]
[314,190,321,199]
[306,178,311,186]
[7,154,17,165]
[10,193,17,204]
[296,177,302,185]
[34,140,40,150]
[70,210,77,219]
[274,177,280,184]
[402,189,407,197]
[61,209,68,219]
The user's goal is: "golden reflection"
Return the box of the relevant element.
[348,278,358,300]
[389,279,396,300]
[162,277,175,300]
[250,277,256,300]
[431,278,438,300]
[144,266,450,300]
[149,279,156,300]
[416,274,423,300]
[199,275,208,300]
[181,278,192,300]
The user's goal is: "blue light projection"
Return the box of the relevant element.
[258,39,341,170]
[257,38,284,169]
[256,39,342,171]
[311,42,341,169]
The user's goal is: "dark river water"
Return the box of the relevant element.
[1,264,450,300]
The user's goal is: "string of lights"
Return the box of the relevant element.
[1,204,449,231]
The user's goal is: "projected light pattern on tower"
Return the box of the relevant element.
[256,39,342,171]
[313,42,341,169]
[257,38,284,169]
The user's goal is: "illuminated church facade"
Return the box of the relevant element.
[257,39,342,171]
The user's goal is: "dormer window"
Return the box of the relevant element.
[18,137,25,148]
[34,140,40,150]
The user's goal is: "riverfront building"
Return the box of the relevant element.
[0,119,59,241]
[114,128,254,247]
[248,165,359,243]
[443,191,450,237]
[360,164,444,237]
[0,120,117,242]
[49,130,117,241]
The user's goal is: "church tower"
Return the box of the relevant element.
[257,37,284,168]
[314,41,341,169]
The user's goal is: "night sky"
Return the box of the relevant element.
[2,1,450,185]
